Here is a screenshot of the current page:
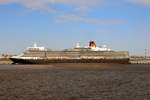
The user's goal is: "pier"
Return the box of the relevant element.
[130,56,150,64]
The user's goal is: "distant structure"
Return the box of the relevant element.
[144,49,149,58]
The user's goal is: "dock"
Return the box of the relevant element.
[130,56,150,64]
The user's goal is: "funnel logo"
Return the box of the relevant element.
[89,41,96,48]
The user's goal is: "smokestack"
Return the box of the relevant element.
[89,41,96,48]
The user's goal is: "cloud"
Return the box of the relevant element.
[57,14,126,25]
[1,0,150,11]
[0,0,126,25]
[128,0,150,6]
[0,0,14,4]
[0,0,103,12]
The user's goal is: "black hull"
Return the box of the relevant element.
[10,58,130,64]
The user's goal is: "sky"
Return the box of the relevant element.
[0,0,150,55]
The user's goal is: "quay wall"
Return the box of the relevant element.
[130,56,150,64]
[0,58,12,64]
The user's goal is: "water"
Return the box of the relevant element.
[0,64,150,100]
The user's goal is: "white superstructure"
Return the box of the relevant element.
[75,41,112,51]
[90,45,112,51]
[26,43,47,51]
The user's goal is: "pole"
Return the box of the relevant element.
[145,49,147,59]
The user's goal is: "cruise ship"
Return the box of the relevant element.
[10,41,130,64]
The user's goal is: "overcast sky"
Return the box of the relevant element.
[0,0,150,55]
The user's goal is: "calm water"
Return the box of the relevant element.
[0,63,150,72]
[0,64,150,100]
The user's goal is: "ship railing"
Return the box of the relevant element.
[12,56,44,59]
[47,56,80,59]
[80,56,129,59]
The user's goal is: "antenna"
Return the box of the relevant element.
[144,49,148,59]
